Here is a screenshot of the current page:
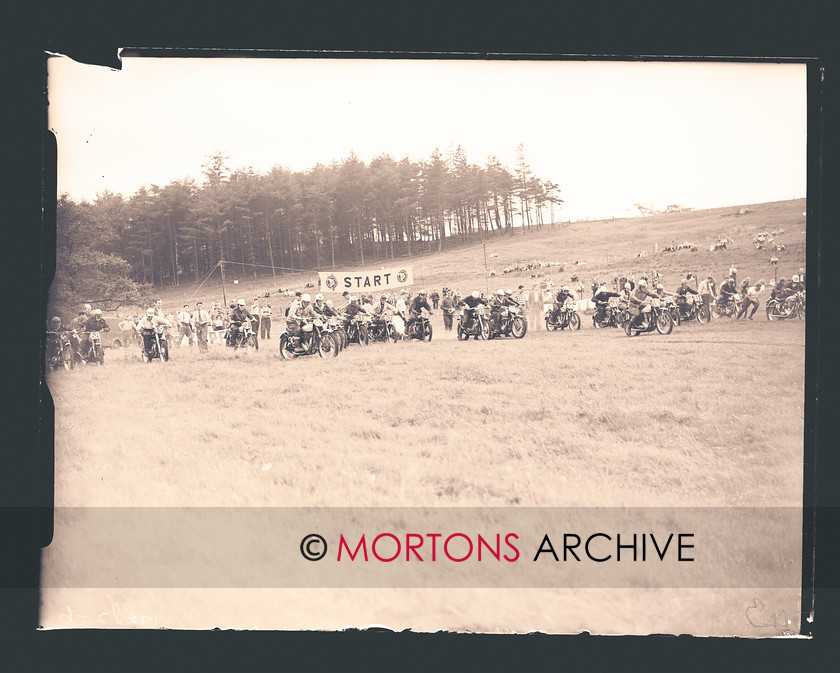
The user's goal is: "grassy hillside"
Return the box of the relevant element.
[146,198,806,313]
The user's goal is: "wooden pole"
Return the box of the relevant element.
[220,259,227,307]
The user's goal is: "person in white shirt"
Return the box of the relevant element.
[737,280,765,320]
[259,303,272,339]
[192,301,211,351]
[176,305,193,347]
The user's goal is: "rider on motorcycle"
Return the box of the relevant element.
[717,276,738,311]
[312,293,338,318]
[550,285,574,323]
[786,274,805,295]
[674,279,699,316]
[628,279,659,330]
[342,296,366,335]
[491,288,519,333]
[79,309,110,358]
[593,283,621,323]
[228,299,252,347]
[457,290,484,333]
[288,293,320,348]
[136,308,171,357]
[407,289,433,331]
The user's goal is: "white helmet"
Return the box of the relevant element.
[350,295,358,302]
[237,299,245,306]
[497,289,505,296]
[624,283,631,289]
[94,308,102,316]
[301,293,311,302]
[146,308,155,316]
[792,275,800,282]
[562,285,569,292]
[657,284,664,290]
[419,289,427,295]
[471,290,480,299]
[326,300,334,307]
[315,293,324,301]
[639,279,647,286]
[600,284,607,290]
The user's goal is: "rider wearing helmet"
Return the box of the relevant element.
[787,274,805,294]
[490,288,519,333]
[628,278,659,330]
[312,293,338,318]
[593,283,621,324]
[79,308,110,359]
[228,299,252,347]
[456,290,484,334]
[136,308,172,358]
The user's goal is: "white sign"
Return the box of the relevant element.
[318,266,414,293]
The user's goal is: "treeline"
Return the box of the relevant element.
[53,144,562,308]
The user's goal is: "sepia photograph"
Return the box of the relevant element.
[41,54,808,635]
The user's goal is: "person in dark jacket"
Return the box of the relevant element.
[79,309,110,358]
[628,279,659,329]
[440,291,456,332]
[550,285,574,322]
[429,290,440,310]
[593,283,621,324]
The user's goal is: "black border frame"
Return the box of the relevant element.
[6,1,839,670]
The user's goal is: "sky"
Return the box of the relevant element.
[47,56,807,222]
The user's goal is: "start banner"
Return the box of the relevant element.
[318,266,414,293]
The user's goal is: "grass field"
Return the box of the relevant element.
[41,199,808,635]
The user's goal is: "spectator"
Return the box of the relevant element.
[177,305,193,347]
[192,301,211,352]
[440,291,455,332]
[260,303,272,339]
[698,275,717,313]
[429,290,440,310]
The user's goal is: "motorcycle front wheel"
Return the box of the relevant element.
[569,313,581,331]
[479,318,490,340]
[95,344,105,365]
[422,321,433,342]
[656,311,674,335]
[457,323,468,341]
[318,333,339,358]
[386,324,397,343]
[62,344,74,370]
[278,334,297,359]
[512,316,527,338]
[697,306,711,324]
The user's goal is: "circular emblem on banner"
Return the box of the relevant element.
[397,269,408,283]
[325,274,338,290]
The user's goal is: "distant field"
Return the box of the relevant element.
[143,198,806,315]
[43,198,808,635]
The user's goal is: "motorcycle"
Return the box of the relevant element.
[680,293,711,324]
[592,298,622,329]
[344,315,370,346]
[228,319,258,350]
[81,330,106,365]
[141,325,169,363]
[325,316,348,350]
[713,295,741,319]
[278,317,339,359]
[545,301,581,331]
[367,314,398,344]
[406,313,434,341]
[489,305,528,339]
[457,305,491,341]
[624,298,674,337]
[46,331,74,371]
[766,292,805,321]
